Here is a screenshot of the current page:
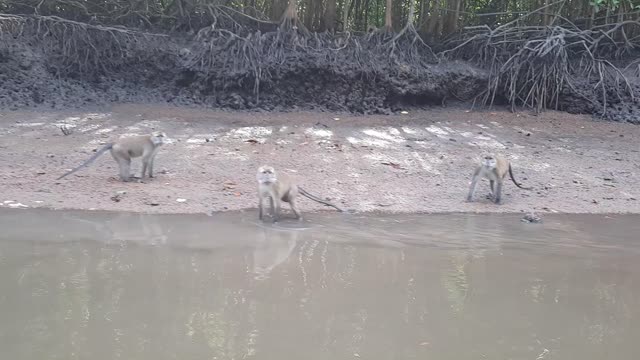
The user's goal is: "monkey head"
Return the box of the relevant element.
[151,131,167,146]
[257,165,277,184]
[482,155,497,168]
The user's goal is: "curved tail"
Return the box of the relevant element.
[508,164,532,190]
[298,187,344,212]
[57,143,113,180]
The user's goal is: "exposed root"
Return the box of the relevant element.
[441,12,640,116]
[0,13,168,77]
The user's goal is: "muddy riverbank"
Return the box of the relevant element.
[1,104,639,215]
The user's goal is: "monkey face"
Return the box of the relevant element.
[151,132,167,145]
[257,166,277,184]
[482,155,497,168]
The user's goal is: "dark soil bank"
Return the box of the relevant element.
[0,18,638,122]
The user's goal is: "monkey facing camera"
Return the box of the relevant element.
[466,154,531,204]
[257,165,344,223]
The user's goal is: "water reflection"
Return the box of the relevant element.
[0,209,639,360]
[252,226,298,280]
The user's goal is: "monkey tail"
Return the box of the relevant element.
[508,164,532,190]
[298,187,345,212]
[57,143,113,180]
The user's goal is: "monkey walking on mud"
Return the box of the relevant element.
[256,165,344,222]
[466,154,532,204]
[57,132,167,182]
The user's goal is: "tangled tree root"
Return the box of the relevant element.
[1,11,474,113]
[1,10,638,121]
[0,14,169,77]
[442,12,640,119]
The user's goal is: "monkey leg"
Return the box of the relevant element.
[141,158,149,179]
[116,158,132,182]
[466,178,479,202]
[289,199,302,220]
[494,182,503,204]
[272,198,281,223]
[148,156,156,178]
[258,197,265,220]
[269,197,275,217]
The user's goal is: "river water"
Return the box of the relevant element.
[1,209,639,360]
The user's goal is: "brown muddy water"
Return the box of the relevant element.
[0,209,639,360]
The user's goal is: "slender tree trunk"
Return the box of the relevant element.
[304,0,314,28]
[283,0,298,22]
[271,0,288,21]
[384,0,393,31]
[354,0,362,30]
[453,0,462,33]
[543,0,550,26]
[323,0,337,31]
[587,3,595,29]
[343,0,351,30]
[419,0,432,34]
[315,0,324,29]
[406,0,416,26]
[364,0,370,30]
[393,0,402,30]
[426,0,441,39]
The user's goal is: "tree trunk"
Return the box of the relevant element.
[543,0,550,26]
[364,0,370,30]
[419,0,432,34]
[384,0,393,31]
[271,0,288,21]
[304,0,314,28]
[284,0,298,21]
[323,0,337,31]
[426,0,441,40]
[343,0,350,30]
[443,0,460,36]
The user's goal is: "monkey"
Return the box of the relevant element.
[256,165,344,222]
[57,131,167,182]
[466,154,531,204]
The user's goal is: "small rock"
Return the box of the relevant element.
[46,154,55,158]
[521,212,542,223]
[110,191,127,202]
